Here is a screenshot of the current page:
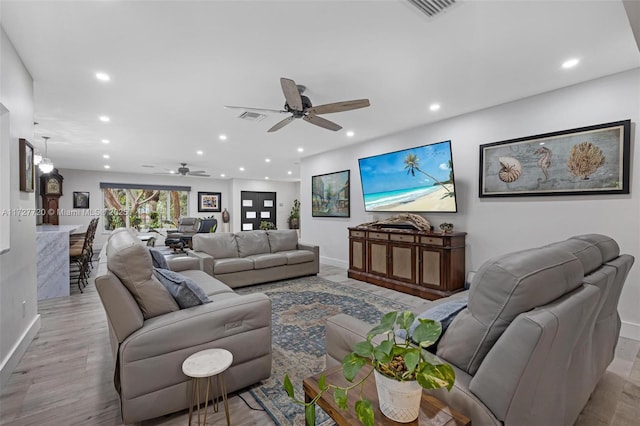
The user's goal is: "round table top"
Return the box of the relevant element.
[182,348,233,378]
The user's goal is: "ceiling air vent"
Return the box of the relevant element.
[238,111,267,122]
[408,0,457,18]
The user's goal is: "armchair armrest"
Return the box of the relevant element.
[188,250,214,275]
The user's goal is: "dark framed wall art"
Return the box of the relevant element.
[479,120,631,197]
[73,191,90,208]
[198,191,222,212]
[19,138,34,192]
[312,169,350,217]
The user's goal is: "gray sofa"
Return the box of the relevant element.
[94,229,272,424]
[326,234,634,426]
[189,229,319,288]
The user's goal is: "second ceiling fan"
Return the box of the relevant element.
[225,78,370,132]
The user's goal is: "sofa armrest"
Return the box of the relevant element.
[326,313,385,368]
[167,256,201,272]
[120,293,271,362]
[187,250,214,275]
[297,242,320,274]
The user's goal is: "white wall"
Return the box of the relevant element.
[301,68,640,340]
[0,26,40,386]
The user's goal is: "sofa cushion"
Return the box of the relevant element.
[437,245,584,375]
[544,238,603,275]
[213,257,254,274]
[192,233,239,259]
[177,269,235,297]
[280,250,315,265]
[247,253,288,269]
[153,268,211,309]
[235,230,271,257]
[148,248,169,269]
[267,230,298,252]
[107,232,179,319]
[571,234,620,263]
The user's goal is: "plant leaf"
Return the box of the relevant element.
[412,319,442,348]
[342,353,366,382]
[397,311,415,330]
[404,348,420,374]
[333,388,348,410]
[318,373,327,391]
[416,363,456,390]
[355,399,375,426]
[373,340,394,364]
[305,403,316,426]
[367,311,397,338]
[352,341,373,358]
[283,374,295,398]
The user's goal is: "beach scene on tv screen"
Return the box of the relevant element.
[358,141,457,212]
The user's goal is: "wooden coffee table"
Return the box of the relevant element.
[303,365,471,426]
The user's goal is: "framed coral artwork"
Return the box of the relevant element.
[479,120,630,197]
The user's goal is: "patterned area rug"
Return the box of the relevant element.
[236,275,409,426]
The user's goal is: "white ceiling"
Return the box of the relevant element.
[2,0,639,182]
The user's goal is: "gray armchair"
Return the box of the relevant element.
[165,217,200,251]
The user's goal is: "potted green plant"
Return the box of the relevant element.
[259,220,277,230]
[284,310,455,425]
[288,199,300,229]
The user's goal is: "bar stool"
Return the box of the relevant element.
[182,348,233,426]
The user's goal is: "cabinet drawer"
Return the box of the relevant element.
[421,236,443,246]
[368,232,389,240]
[350,230,366,238]
[390,233,415,243]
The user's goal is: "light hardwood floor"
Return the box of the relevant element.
[1,263,638,425]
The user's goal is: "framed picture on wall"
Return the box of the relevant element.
[19,138,35,192]
[198,191,221,212]
[479,120,631,197]
[73,191,90,209]
[312,170,350,217]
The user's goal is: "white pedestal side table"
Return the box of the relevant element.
[182,348,233,425]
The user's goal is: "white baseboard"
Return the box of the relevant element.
[621,320,640,342]
[0,314,41,387]
[320,256,349,270]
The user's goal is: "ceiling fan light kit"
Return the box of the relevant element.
[225,77,370,133]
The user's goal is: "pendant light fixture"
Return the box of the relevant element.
[39,136,54,173]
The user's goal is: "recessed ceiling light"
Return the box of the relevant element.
[239,167,245,171]
[99,115,110,122]
[265,158,271,163]
[104,165,110,169]
[346,131,355,137]
[220,173,225,177]
[562,58,580,69]
[297,147,304,153]
[196,150,203,155]
[101,139,110,144]
[95,72,110,81]
[219,134,227,141]
[169,170,176,174]
[429,103,441,111]
[103,154,110,159]
[287,171,292,175]
[265,177,269,180]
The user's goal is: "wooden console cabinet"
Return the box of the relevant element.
[348,226,466,300]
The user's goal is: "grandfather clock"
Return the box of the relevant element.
[41,169,63,225]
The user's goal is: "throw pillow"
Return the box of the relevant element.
[153,268,211,309]
[148,248,169,269]
[396,296,468,352]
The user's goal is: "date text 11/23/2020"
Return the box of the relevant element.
[2,208,123,217]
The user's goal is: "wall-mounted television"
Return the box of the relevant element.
[357,140,458,213]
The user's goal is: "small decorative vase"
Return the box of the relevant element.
[222,208,230,223]
[439,222,454,233]
[374,370,422,423]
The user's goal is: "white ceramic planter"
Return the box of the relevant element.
[374,369,422,423]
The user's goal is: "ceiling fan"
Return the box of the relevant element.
[155,163,210,177]
[225,77,370,132]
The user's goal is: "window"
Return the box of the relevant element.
[101,183,190,231]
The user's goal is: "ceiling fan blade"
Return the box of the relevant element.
[188,173,211,177]
[189,170,206,174]
[306,99,370,115]
[224,105,288,114]
[303,114,342,131]
[268,116,296,132]
[280,78,303,111]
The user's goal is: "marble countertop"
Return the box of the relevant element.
[36,225,81,233]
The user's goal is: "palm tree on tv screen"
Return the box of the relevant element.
[403,153,454,198]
